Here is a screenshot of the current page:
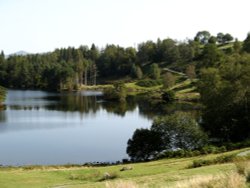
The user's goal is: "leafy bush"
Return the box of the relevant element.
[201,145,227,154]
[161,90,175,102]
[99,172,119,181]
[69,170,101,181]
[192,159,212,168]
[151,112,208,150]
[246,171,250,183]
[190,154,236,168]
[127,128,164,161]
[136,79,162,87]
[103,83,127,102]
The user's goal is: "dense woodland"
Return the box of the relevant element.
[0,31,238,90]
[1,31,250,160]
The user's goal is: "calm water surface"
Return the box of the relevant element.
[0,90,152,165]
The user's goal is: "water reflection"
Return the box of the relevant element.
[4,90,200,119]
[0,90,200,165]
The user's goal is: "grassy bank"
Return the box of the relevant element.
[80,77,199,101]
[0,148,249,188]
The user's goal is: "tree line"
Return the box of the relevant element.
[0,30,241,91]
[126,32,250,161]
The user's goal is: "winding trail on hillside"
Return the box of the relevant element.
[162,68,186,76]
[237,149,250,156]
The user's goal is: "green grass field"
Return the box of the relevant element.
[0,148,249,188]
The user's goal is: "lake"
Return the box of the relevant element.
[0,90,153,166]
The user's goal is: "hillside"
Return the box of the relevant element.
[0,148,249,188]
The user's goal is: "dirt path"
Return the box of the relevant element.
[237,150,250,157]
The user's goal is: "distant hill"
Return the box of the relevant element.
[7,50,30,57]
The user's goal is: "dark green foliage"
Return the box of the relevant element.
[190,154,236,168]
[127,128,164,161]
[208,36,217,44]
[194,31,211,44]
[0,32,224,90]
[136,79,162,87]
[127,112,207,161]
[233,39,241,53]
[97,45,135,78]
[200,43,223,67]
[151,112,207,150]
[217,32,224,44]
[217,33,234,44]
[198,55,250,142]
[103,82,127,102]
[222,33,234,44]
[130,64,143,79]
[161,90,175,102]
[149,63,161,79]
[178,43,194,64]
[242,33,250,53]
[156,145,229,159]
[162,72,176,89]
[0,47,98,90]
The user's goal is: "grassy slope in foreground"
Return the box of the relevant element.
[0,148,249,188]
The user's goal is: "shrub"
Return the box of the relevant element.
[235,161,248,176]
[136,79,162,87]
[163,72,176,88]
[99,172,119,181]
[103,83,127,102]
[191,159,212,168]
[190,154,236,168]
[69,170,101,181]
[246,171,250,183]
[161,90,175,102]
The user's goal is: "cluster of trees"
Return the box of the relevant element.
[126,32,250,161]
[0,45,99,90]
[0,86,6,105]
[198,52,250,143]
[197,33,250,143]
[194,31,234,45]
[127,112,207,161]
[1,30,235,91]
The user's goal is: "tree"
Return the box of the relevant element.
[137,41,157,65]
[75,50,85,86]
[127,129,164,161]
[194,31,211,44]
[0,86,6,104]
[198,57,250,142]
[233,38,241,53]
[127,112,207,161]
[208,36,217,44]
[149,63,161,79]
[200,43,222,67]
[163,72,176,89]
[217,32,224,44]
[130,64,143,79]
[161,39,180,65]
[151,112,207,150]
[222,33,233,44]
[178,43,194,64]
[103,82,127,102]
[185,64,196,79]
[136,66,143,79]
[242,33,250,53]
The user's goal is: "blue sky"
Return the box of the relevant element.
[0,0,250,54]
